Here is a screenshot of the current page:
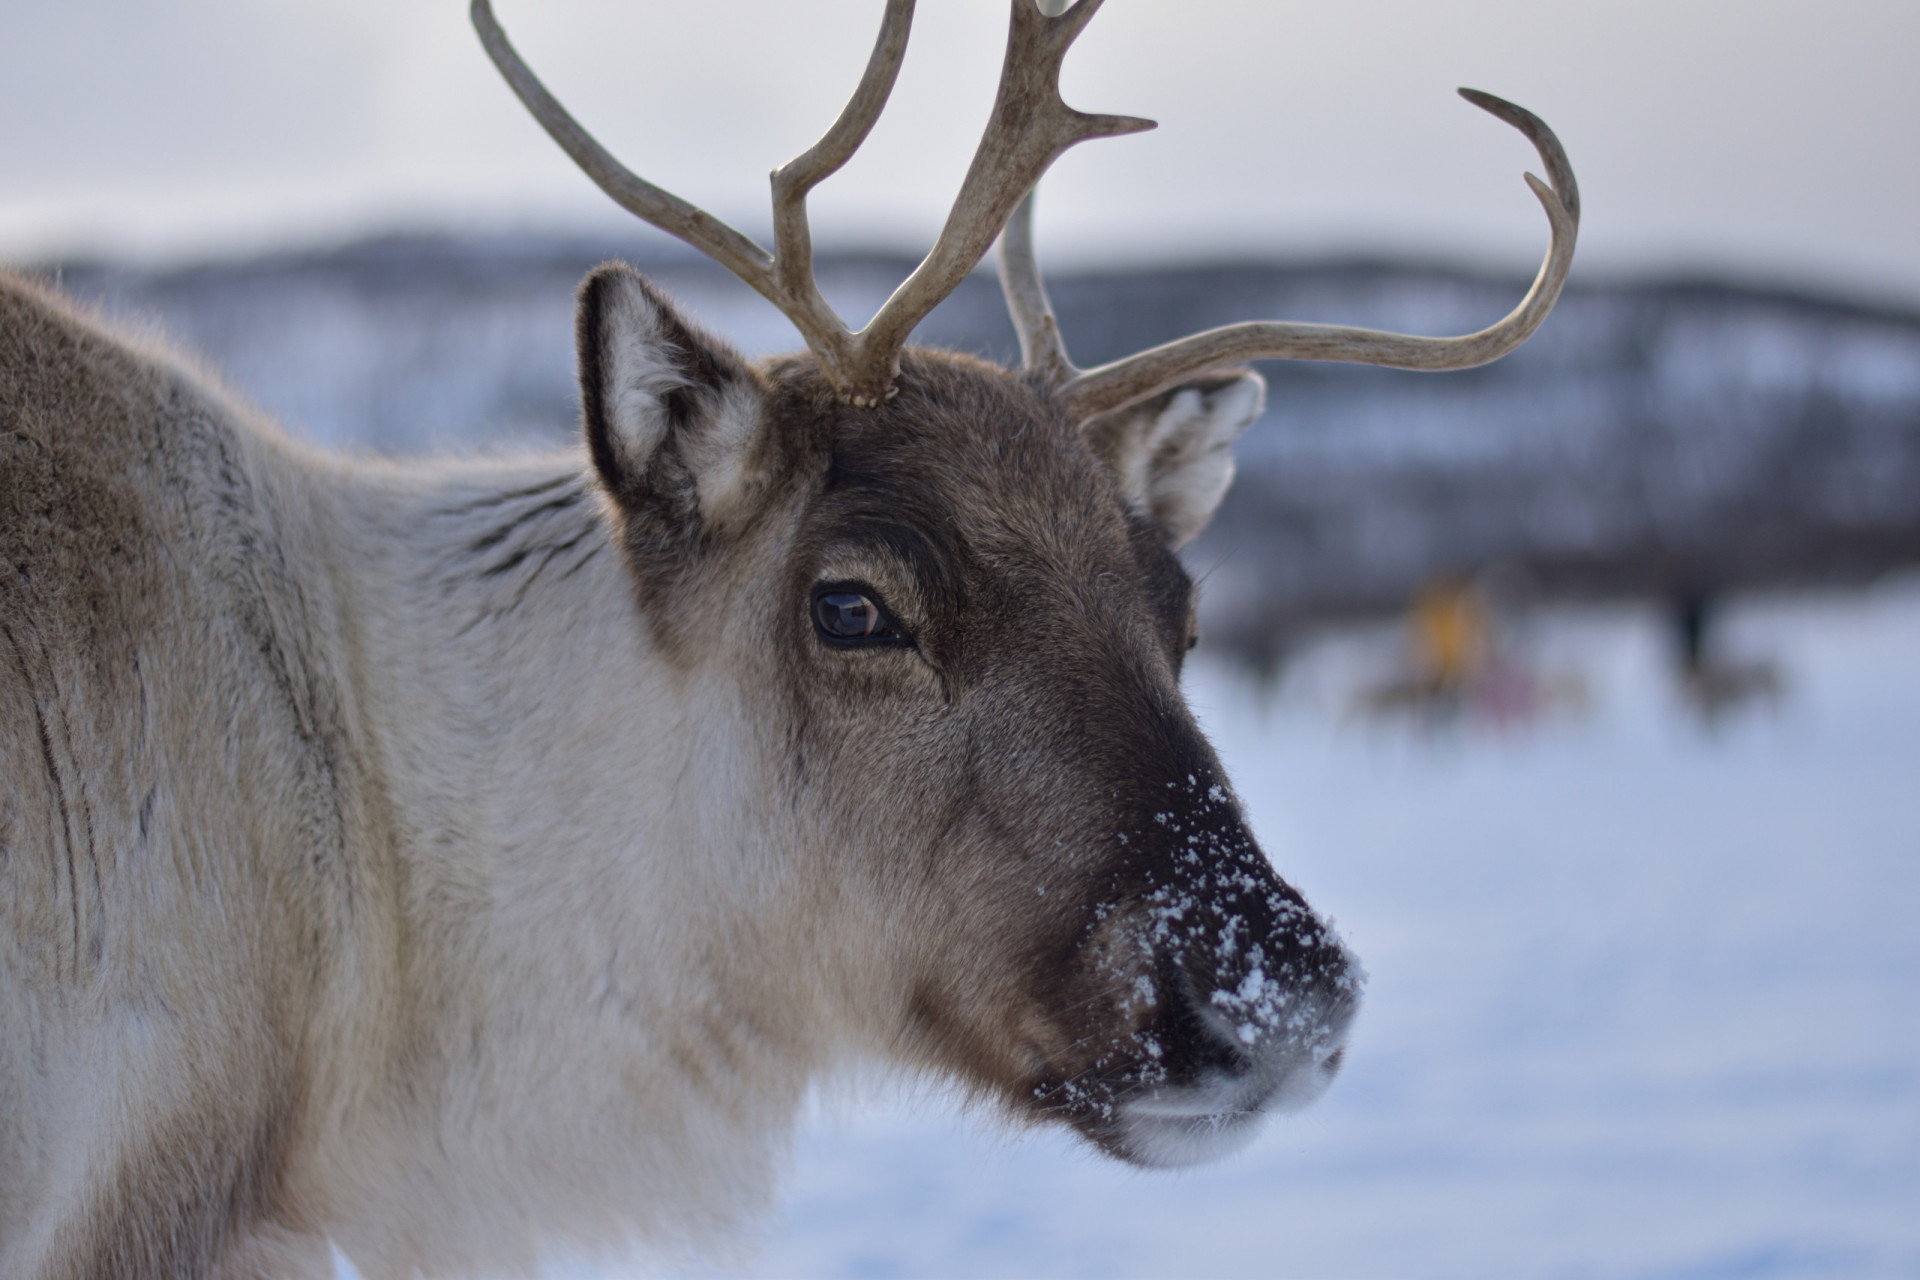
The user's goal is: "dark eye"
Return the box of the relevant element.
[811,585,906,647]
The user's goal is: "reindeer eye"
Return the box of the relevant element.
[812,585,905,647]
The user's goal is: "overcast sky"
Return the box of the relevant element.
[2,0,1916,305]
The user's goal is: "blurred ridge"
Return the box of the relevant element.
[24,232,1920,668]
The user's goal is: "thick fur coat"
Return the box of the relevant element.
[0,266,1357,1278]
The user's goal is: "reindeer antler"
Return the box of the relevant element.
[1001,89,1582,421]
[473,0,1151,406]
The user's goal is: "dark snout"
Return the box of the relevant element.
[1120,787,1360,1166]
[1035,775,1362,1168]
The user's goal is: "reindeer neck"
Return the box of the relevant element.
[317,454,816,1256]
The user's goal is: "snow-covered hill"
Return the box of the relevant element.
[41,234,1920,669]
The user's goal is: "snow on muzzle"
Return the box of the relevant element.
[1030,775,1362,1169]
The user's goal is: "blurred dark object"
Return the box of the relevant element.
[1667,589,1784,720]
[36,233,1920,668]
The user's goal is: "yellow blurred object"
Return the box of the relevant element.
[1355,576,1588,728]
[1411,580,1489,687]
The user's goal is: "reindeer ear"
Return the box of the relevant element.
[1084,370,1266,548]
[576,263,769,530]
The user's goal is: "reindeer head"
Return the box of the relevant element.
[476,0,1578,1164]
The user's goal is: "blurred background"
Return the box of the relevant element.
[5,0,1915,1276]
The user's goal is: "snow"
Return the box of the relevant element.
[510,580,1920,1280]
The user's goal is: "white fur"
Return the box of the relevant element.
[308,460,822,1275]
[596,272,766,527]
[686,379,770,526]
[599,282,689,477]
[0,393,834,1275]
[1106,372,1267,548]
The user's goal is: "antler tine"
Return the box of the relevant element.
[470,0,777,298]
[478,0,1155,407]
[769,0,918,378]
[1056,89,1582,423]
[837,0,1155,405]
[995,0,1077,386]
[997,188,1076,383]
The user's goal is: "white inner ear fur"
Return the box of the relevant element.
[599,280,690,479]
[681,379,767,530]
[1107,371,1267,548]
[596,273,766,528]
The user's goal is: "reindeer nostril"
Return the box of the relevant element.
[1323,1045,1347,1075]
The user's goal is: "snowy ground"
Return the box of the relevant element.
[523,581,1918,1280]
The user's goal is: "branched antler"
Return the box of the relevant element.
[478,0,1578,418]
[848,0,1152,398]
[1001,89,1582,421]
[474,0,1150,406]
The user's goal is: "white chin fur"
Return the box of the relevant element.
[1114,1105,1267,1168]
[1113,1050,1341,1168]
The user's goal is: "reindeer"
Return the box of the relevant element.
[0,1,1578,1275]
